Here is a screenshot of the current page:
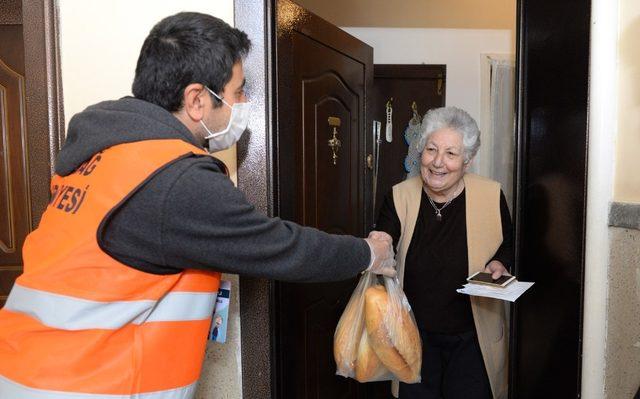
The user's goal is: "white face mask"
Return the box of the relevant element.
[201,87,251,152]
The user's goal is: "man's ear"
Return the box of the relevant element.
[181,83,207,122]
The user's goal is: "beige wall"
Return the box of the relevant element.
[295,0,516,30]
[605,227,640,398]
[614,0,640,202]
[57,2,242,398]
[604,3,640,397]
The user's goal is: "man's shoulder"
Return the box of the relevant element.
[155,155,228,191]
[117,154,233,226]
[166,153,227,175]
[134,154,228,197]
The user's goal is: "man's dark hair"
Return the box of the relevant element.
[132,12,251,112]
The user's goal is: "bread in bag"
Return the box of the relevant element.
[364,285,422,383]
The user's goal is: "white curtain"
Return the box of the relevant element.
[486,57,516,209]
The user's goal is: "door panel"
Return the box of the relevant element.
[0,24,29,307]
[298,36,361,234]
[274,1,377,398]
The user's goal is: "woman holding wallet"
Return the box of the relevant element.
[376,106,513,399]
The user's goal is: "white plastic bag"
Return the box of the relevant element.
[334,271,378,379]
[334,272,422,383]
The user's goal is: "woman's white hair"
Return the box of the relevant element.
[416,106,481,163]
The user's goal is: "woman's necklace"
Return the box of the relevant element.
[426,182,464,222]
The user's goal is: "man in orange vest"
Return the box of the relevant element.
[0,12,395,398]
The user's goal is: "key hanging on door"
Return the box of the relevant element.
[385,98,393,143]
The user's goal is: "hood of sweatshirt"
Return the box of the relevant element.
[55,97,202,176]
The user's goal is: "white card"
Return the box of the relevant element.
[456,281,534,302]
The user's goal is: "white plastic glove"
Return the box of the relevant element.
[364,231,397,278]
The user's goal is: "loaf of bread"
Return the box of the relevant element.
[334,289,365,377]
[354,329,388,381]
[364,285,422,383]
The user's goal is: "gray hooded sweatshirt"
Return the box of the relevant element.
[55,97,369,281]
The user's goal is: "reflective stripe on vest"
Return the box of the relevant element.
[0,374,197,399]
[6,284,217,330]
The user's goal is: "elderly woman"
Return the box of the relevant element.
[376,107,512,399]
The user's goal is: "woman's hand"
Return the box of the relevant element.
[484,260,509,280]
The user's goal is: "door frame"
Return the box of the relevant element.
[0,0,64,304]
[234,1,277,397]
[21,0,65,224]
[510,0,590,397]
[0,0,64,225]
[13,0,65,226]
[235,0,591,398]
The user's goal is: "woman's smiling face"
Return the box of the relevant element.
[420,127,469,200]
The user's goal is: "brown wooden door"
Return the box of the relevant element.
[0,21,29,307]
[273,0,380,397]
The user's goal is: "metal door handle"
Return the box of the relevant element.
[366,154,374,170]
[328,116,341,165]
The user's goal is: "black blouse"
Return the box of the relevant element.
[376,187,513,334]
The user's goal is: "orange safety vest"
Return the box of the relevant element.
[0,139,222,398]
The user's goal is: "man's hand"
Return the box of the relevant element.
[484,260,509,280]
[364,231,396,278]
[367,230,393,245]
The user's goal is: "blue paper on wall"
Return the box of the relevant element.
[209,280,231,343]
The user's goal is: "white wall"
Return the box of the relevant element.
[342,27,513,127]
[57,2,242,398]
[582,0,618,397]
[57,0,237,181]
[58,1,232,120]
[614,0,640,202]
